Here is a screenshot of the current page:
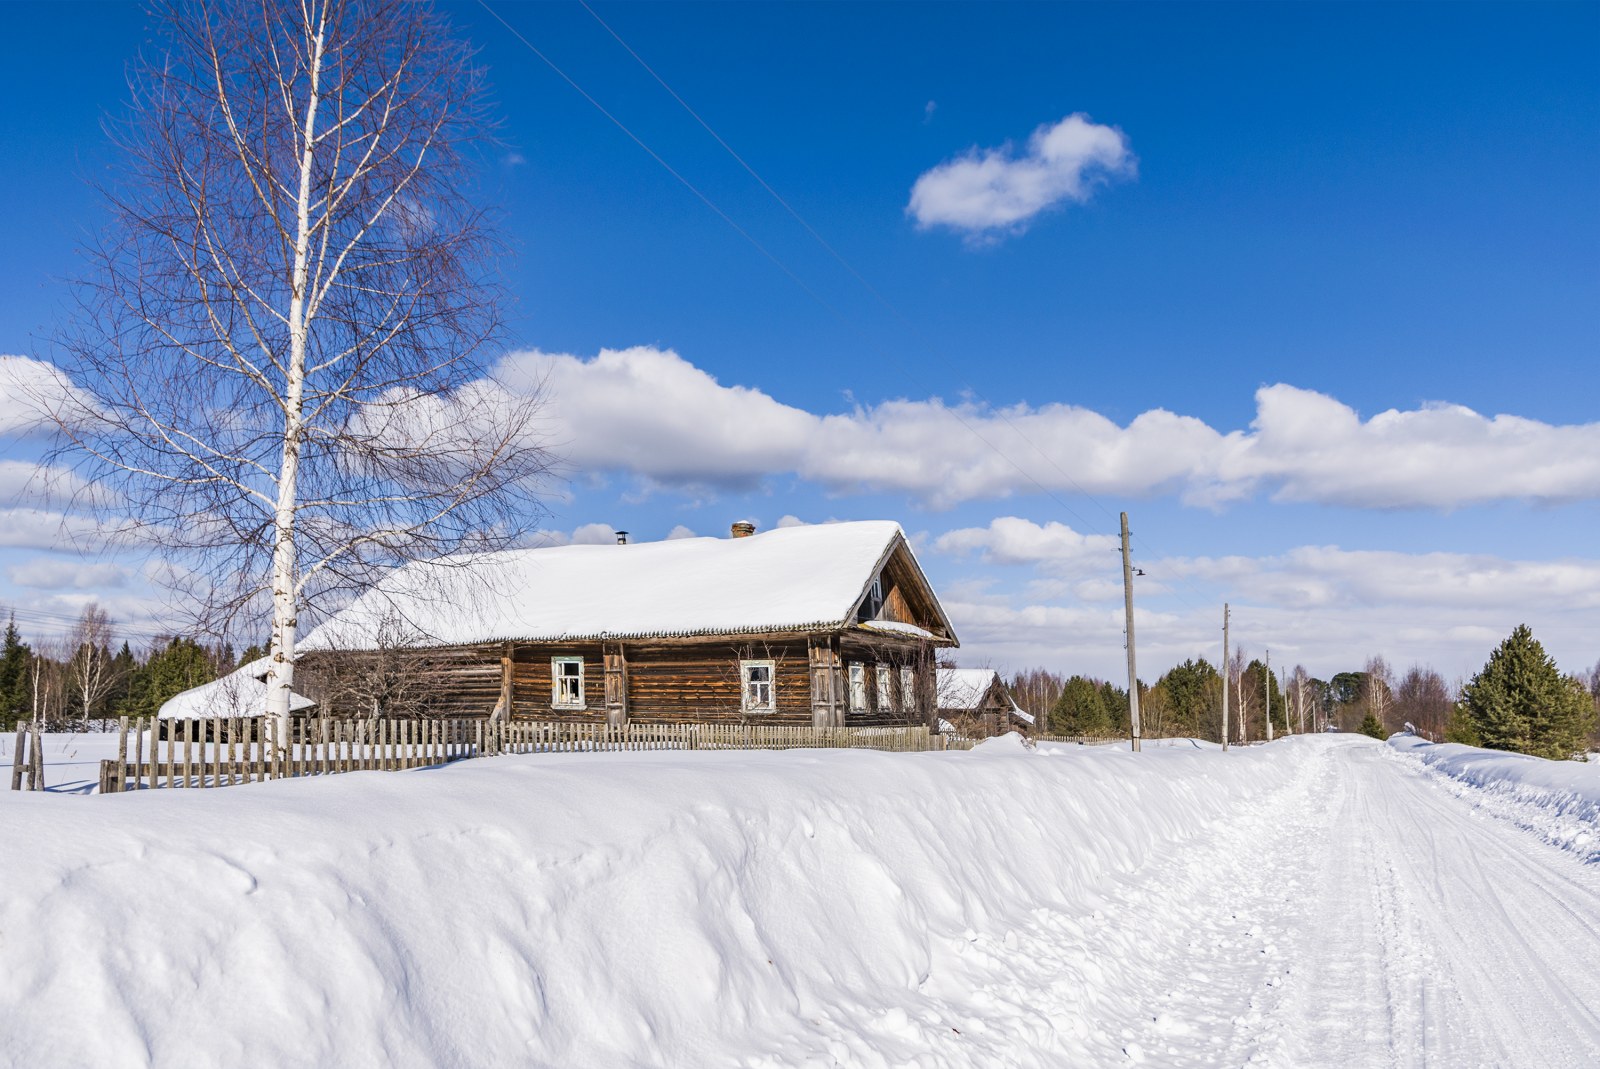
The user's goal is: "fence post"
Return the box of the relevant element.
[10,721,24,791]
[116,716,129,792]
[29,720,44,791]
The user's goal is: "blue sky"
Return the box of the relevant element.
[1,1,1596,683]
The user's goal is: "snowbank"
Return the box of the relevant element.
[1387,735,1600,862]
[2,735,1322,1068]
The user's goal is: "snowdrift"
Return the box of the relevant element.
[2,735,1320,1068]
[1388,735,1600,862]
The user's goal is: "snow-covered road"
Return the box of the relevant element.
[1081,737,1600,1068]
[1280,741,1600,1068]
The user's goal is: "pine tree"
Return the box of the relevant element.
[1460,624,1596,760]
[1359,711,1387,739]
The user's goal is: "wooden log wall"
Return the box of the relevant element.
[297,646,502,719]
[837,634,935,727]
[292,631,944,728]
[621,640,813,724]
[510,644,605,721]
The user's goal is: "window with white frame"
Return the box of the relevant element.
[876,664,893,712]
[900,666,916,712]
[741,659,776,714]
[849,663,867,712]
[551,657,584,709]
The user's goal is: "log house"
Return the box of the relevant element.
[172,521,959,728]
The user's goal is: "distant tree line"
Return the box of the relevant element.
[1005,624,1599,761]
[0,604,258,731]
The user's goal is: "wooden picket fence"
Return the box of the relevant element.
[79,716,961,794]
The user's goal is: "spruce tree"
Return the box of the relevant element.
[1359,711,1387,739]
[124,638,218,718]
[1460,625,1596,760]
[1052,676,1111,736]
[0,613,29,724]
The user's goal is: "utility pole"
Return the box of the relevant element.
[1280,667,1290,736]
[1264,648,1273,742]
[1120,511,1142,753]
[1221,603,1230,752]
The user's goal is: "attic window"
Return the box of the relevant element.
[552,657,584,709]
[861,576,885,619]
[741,660,775,714]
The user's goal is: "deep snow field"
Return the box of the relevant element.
[3,731,1598,1068]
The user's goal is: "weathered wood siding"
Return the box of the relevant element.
[624,640,812,723]
[299,630,942,727]
[296,647,503,719]
[510,644,605,721]
[838,634,934,727]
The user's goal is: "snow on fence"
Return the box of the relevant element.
[14,717,966,794]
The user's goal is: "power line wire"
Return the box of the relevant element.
[480,1,1216,614]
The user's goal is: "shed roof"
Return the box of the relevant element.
[300,520,956,651]
[157,658,316,720]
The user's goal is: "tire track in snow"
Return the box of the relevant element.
[1275,741,1600,1069]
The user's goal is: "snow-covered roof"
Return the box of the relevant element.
[302,520,954,651]
[937,668,1004,711]
[936,667,1034,725]
[157,658,316,720]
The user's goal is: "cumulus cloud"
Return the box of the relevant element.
[503,346,1600,511]
[5,558,131,592]
[907,113,1135,237]
[933,517,1600,681]
[0,355,82,438]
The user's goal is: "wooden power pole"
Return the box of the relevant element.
[1120,512,1142,753]
[1264,648,1273,742]
[1221,603,1230,752]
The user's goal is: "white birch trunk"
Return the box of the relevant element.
[265,16,327,744]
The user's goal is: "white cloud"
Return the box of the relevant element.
[571,522,619,545]
[665,525,698,540]
[931,516,1600,681]
[503,346,1600,511]
[907,113,1135,237]
[0,355,95,439]
[6,558,131,591]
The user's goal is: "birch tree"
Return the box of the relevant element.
[66,604,120,730]
[50,1,549,735]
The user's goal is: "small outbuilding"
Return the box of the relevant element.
[936,667,1033,738]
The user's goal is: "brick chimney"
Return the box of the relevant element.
[730,521,756,539]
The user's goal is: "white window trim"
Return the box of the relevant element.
[741,659,776,714]
[876,664,892,712]
[848,663,867,713]
[900,667,916,712]
[551,656,585,710]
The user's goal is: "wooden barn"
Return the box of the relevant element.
[936,667,1033,738]
[173,521,959,728]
